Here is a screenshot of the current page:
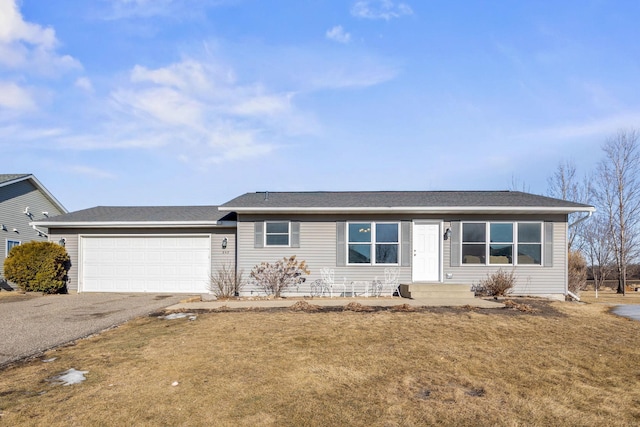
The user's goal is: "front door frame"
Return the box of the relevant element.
[411,220,443,283]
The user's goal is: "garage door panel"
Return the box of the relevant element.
[81,236,211,293]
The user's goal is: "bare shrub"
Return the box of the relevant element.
[568,250,587,294]
[478,269,516,297]
[250,255,310,298]
[209,264,244,299]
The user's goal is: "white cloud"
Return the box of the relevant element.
[103,0,229,20]
[351,0,413,20]
[326,26,351,44]
[97,57,314,163]
[518,112,640,142]
[75,77,94,93]
[0,81,36,111]
[0,0,80,73]
[69,165,117,179]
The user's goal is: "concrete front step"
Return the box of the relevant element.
[399,283,474,299]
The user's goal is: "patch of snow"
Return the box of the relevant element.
[162,312,195,320]
[49,368,88,386]
[42,357,57,363]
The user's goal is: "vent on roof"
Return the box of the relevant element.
[264,191,269,201]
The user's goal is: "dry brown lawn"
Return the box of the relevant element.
[1,299,640,426]
[581,289,640,305]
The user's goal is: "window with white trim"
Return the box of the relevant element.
[347,222,399,264]
[6,240,20,257]
[265,221,290,246]
[461,222,542,265]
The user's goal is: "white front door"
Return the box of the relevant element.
[412,222,441,282]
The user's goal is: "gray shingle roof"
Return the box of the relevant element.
[221,191,594,212]
[36,206,235,224]
[0,174,31,185]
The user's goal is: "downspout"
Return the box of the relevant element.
[568,211,593,229]
[565,210,594,301]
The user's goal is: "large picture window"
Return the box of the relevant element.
[265,221,289,246]
[348,222,399,265]
[461,222,542,265]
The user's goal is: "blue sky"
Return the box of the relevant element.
[2,0,639,211]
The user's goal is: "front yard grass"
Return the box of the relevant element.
[1,299,639,426]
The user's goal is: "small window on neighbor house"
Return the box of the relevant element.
[6,240,20,257]
[265,221,290,246]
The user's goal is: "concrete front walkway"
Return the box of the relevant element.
[167,296,504,311]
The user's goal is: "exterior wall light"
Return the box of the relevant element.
[222,237,228,249]
[58,238,66,247]
[443,228,452,240]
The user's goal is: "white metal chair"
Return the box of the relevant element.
[384,268,400,297]
[320,267,346,297]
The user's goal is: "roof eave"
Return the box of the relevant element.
[1,174,68,214]
[31,220,236,229]
[219,206,596,215]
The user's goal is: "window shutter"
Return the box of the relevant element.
[254,222,264,248]
[401,221,411,267]
[336,221,346,266]
[544,222,553,267]
[291,221,300,248]
[450,221,461,267]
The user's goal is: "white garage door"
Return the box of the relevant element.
[81,236,211,293]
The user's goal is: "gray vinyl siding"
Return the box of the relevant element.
[238,213,570,298]
[48,227,236,293]
[237,215,413,297]
[0,180,65,279]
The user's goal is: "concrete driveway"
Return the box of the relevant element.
[0,293,185,367]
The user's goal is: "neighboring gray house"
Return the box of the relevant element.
[34,190,595,300]
[0,174,67,278]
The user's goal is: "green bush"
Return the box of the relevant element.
[4,241,70,293]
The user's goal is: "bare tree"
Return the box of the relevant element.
[546,160,592,250]
[593,129,640,294]
[509,174,530,193]
[582,213,613,296]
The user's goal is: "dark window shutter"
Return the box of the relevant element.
[291,221,300,248]
[401,221,411,267]
[450,221,461,267]
[544,222,553,267]
[336,221,346,266]
[254,222,264,248]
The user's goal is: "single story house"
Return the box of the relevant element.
[1,174,67,280]
[33,191,594,300]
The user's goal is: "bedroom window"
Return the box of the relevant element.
[265,221,289,246]
[461,222,542,265]
[348,222,399,265]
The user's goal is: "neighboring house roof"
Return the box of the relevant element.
[32,206,236,228]
[0,174,68,214]
[220,191,595,214]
